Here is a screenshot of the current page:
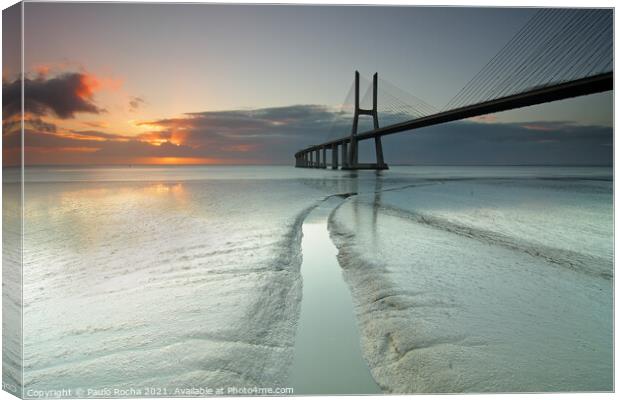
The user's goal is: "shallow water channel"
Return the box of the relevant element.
[289,196,381,395]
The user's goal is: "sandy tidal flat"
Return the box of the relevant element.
[329,178,612,392]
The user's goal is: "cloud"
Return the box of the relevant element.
[27,117,57,133]
[379,119,612,165]
[136,106,612,165]
[143,104,338,137]
[468,115,497,123]
[129,96,146,112]
[133,104,348,160]
[13,104,613,166]
[3,72,105,119]
[65,130,133,142]
[34,64,51,78]
[82,120,110,129]
[2,115,57,137]
[13,104,347,164]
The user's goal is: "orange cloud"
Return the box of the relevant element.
[30,61,79,78]
[222,144,258,152]
[25,146,99,154]
[133,157,233,165]
[16,105,354,165]
[521,124,557,132]
[31,61,122,86]
[135,128,188,147]
[5,72,103,118]
[135,131,173,146]
[55,130,131,142]
[136,119,194,132]
[76,73,122,100]
[468,114,497,123]
[170,131,188,146]
[35,64,51,78]
[82,120,110,129]
[76,74,100,100]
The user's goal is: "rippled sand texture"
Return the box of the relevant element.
[3,180,23,396]
[22,178,337,392]
[329,178,613,393]
[19,166,613,394]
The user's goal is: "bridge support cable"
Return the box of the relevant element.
[443,8,613,111]
[324,78,358,144]
[376,77,438,123]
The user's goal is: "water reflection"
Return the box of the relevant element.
[298,170,389,248]
[290,197,381,394]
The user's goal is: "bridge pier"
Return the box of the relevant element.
[322,147,327,168]
[341,142,348,169]
[331,144,338,169]
[375,137,386,168]
[342,72,388,170]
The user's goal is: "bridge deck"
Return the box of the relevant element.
[295,72,612,157]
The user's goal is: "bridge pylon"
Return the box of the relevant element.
[344,71,388,170]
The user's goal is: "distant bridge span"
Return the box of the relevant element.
[294,72,613,170]
[294,8,613,170]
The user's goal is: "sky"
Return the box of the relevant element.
[2,3,614,165]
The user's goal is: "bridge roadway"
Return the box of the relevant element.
[294,72,613,169]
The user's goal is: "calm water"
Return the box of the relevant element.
[289,196,381,394]
[6,165,613,395]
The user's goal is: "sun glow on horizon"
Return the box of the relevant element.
[133,157,237,165]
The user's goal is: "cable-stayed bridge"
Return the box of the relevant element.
[294,8,613,170]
